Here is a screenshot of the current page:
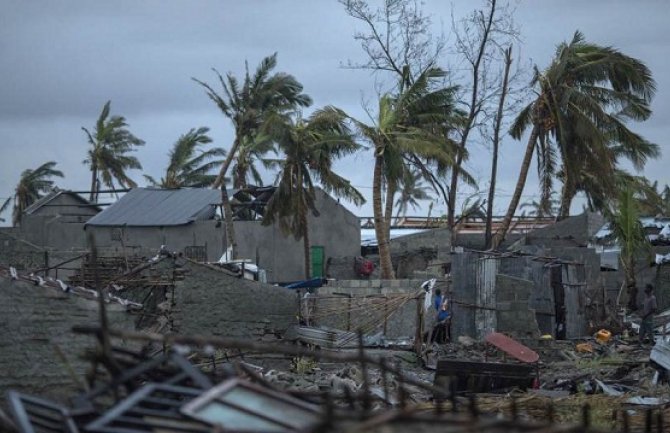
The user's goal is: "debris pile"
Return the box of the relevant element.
[1,325,631,433]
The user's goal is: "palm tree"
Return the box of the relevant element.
[492,31,657,248]
[519,194,558,219]
[394,167,433,219]
[0,161,64,226]
[231,133,276,189]
[144,127,226,188]
[350,68,463,279]
[633,179,670,216]
[82,101,145,203]
[193,53,312,259]
[608,187,649,311]
[262,107,365,279]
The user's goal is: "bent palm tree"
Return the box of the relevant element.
[492,31,657,248]
[144,127,226,188]
[350,67,463,279]
[232,133,276,189]
[193,53,312,258]
[395,167,433,219]
[263,107,365,279]
[0,161,64,226]
[82,101,145,203]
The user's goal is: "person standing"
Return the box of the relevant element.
[430,289,452,343]
[639,284,658,345]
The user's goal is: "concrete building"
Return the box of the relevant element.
[84,188,225,262]
[6,190,100,250]
[84,187,361,283]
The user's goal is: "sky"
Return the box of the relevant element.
[1,0,669,224]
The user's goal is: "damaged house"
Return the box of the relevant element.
[593,216,670,309]
[450,213,608,340]
[83,187,360,282]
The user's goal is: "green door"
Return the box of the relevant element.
[311,246,324,278]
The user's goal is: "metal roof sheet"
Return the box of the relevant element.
[23,190,97,215]
[85,188,222,227]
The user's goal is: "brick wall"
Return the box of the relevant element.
[0,277,137,402]
[496,274,540,339]
[171,262,299,339]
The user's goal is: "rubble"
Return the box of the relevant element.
[5,238,670,432]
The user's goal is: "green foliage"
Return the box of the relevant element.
[144,127,226,188]
[1,161,64,226]
[511,31,658,217]
[232,133,276,188]
[193,53,312,189]
[262,107,365,240]
[608,186,650,309]
[82,100,144,202]
[609,187,648,261]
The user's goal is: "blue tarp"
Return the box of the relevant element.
[282,278,325,289]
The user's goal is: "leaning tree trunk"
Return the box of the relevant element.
[491,124,540,249]
[213,137,241,260]
[373,153,394,279]
[557,176,575,221]
[89,164,98,203]
[384,180,396,241]
[485,135,500,249]
[485,46,512,249]
[302,208,311,280]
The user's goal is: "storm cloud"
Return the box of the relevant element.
[1,0,668,222]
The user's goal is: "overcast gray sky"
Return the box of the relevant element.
[1,0,668,224]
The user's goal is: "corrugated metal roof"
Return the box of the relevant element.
[24,190,96,214]
[85,188,222,227]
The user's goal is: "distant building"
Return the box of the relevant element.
[84,187,360,282]
[12,190,101,250]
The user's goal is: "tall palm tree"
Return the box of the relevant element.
[262,107,365,279]
[82,101,145,203]
[0,161,64,226]
[394,167,433,219]
[350,68,463,279]
[144,127,226,188]
[193,53,312,259]
[492,31,657,248]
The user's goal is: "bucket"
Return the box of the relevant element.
[595,329,612,343]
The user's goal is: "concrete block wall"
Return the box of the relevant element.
[314,279,426,339]
[496,274,540,339]
[325,256,360,280]
[171,262,299,339]
[86,220,225,263]
[389,228,451,260]
[0,277,137,402]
